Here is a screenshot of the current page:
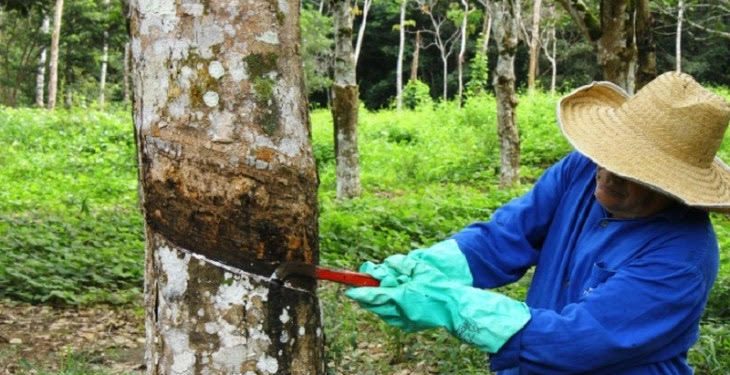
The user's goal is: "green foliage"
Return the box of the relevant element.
[300,7,334,96]
[0,107,142,305]
[465,46,489,98]
[401,79,432,109]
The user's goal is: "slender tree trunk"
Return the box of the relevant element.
[99,0,110,108]
[354,0,372,66]
[47,0,64,110]
[676,0,684,72]
[123,41,131,103]
[527,0,542,93]
[481,3,492,55]
[332,0,362,199]
[457,0,468,106]
[540,3,557,95]
[128,1,324,373]
[396,0,407,110]
[635,0,656,90]
[491,0,520,187]
[441,55,449,101]
[410,30,421,81]
[35,15,50,107]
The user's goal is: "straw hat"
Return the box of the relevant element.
[557,71,730,212]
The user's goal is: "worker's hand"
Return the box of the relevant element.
[359,239,474,287]
[346,281,531,353]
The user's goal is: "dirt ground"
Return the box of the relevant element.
[0,300,145,374]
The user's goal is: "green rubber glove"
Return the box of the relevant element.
[359,239,473,286]
[346,280,531,353]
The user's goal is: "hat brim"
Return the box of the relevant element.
[557,81,730,213]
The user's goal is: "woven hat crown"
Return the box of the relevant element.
[558,71,730,211]
[620,72,730,167]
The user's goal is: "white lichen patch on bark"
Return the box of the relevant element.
[208,61,225,79]
[256,31,280,45]
[158,245,190,298]
[208,110,235,143]
[203,91,220,107]
[256,354,279,374]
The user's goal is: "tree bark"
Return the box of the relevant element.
[675,0,684,72]
[35,15,50,108]
[396,0,407,110]
[47,0,63,110]
[479,0,492,55]
[332,0,362,199]
[410,30,421,81]
[99,0,110,108]
[491,0,520,188]
[597,0,633,90]
[354,0,372,66]
[123,41,131,103]
[527,0,542,93]
[634,0,656,90]
[128,1,324,373]
[457,0,469,106]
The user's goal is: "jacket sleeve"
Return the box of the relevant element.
[489,251,709,374]
[451,152,584,288]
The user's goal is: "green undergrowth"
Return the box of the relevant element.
[1,88,729,373]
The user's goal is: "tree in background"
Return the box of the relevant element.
[396,0,409,109]
[556,0,657,91]
[418,0,461,101]
[98,0,110,108]
[490,0,521,187]
[46,0,62,109]
[128,0,324,372]
[35,13,50,107]
[332,0,362,199]
[525,0,542,93]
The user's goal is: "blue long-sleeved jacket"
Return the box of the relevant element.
[451,151,719,374]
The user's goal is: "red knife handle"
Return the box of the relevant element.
[315,267,380,287]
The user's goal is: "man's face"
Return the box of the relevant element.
[594,167,673,218]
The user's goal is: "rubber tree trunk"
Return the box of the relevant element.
[396,0,407,110]
[457,0,468,106]
[634,0,656,90]
[491,0,520,188]
[410,30,421,81]
[675,0,684,72]
[99,0,110,108]
[123,41,130,103]
[527,0,542,93]
[332,0,362,199]
[47,0,63,110]
[353,0,372,66]
[35,15,50,107]
[128,1,324,373]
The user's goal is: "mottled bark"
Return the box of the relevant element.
[635,0,656,90]
[128,1,324,374]
[99,0,110,108]
[396,0,407,110]
[47,0,63,110]
[676,0,684,72]
[527,0,542,93]
[332,85,361,199]
[597,0,633,90]
[123,41,131,103]
[491,0,520,188]
[410,30,421,81]
[332,0,361,199]
[457,0,468,106]
[35,15,50,107]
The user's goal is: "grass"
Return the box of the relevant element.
[1,89,729,373]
